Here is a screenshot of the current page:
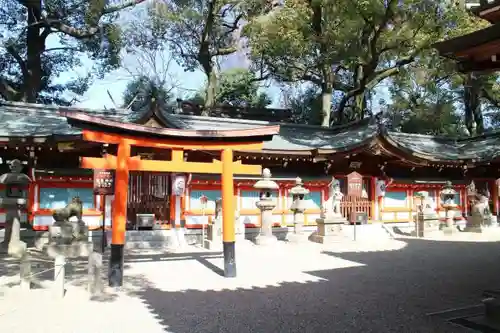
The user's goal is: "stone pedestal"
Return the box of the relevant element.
[413,212,441,237]
[287,177,309,243]
[1,208,27,258]
[464,199,489,233]
[310,216,347,244]
[253,169,279,246]
[465,215,486,233]
[288,210,309,243]
[204,217,223,250]
[254,203,278,246]
[442,206,459,235]
[44,224,92,258]
[490,216,499,228]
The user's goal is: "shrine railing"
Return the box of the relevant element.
[340,196,372,220]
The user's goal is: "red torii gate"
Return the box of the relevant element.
[62,112,279,286]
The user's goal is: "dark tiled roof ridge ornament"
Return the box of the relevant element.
[9,159,22,173]
[443,180,454,191]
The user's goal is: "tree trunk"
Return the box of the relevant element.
[203,68,217,117]
[24,0,44,103]
[320,82,333,127]
[354,93,366,120]
[463,73,484,135]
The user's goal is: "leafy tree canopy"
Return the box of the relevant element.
[244,0,483,126]
[186,68,271,108]
[0,0,145,105]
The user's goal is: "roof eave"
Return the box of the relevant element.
[433,25,500,57]
[61,111,280,142]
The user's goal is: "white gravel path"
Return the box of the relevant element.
[1,236,500,332]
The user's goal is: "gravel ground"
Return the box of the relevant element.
[1,237,500,333]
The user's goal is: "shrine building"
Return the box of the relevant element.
[0,98,498,236]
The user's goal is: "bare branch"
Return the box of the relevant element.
[5,43,29,82]
[47,0,146,38]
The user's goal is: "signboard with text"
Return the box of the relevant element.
[93,169,115,195]
[347,171,363,198]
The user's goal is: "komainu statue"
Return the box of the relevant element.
[51,197,86,241]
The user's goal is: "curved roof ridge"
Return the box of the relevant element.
[62,111,280,140]
[386,131,460,142]
[168,112,374,133]
[386,128,500,142]
[0,100,131,118]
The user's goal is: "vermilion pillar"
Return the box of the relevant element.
[109,140,130,287]
[221,148,236,277]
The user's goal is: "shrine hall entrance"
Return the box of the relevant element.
[127,172,171,228]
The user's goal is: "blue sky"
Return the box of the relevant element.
[70,48,283,110]
[51,2,285,110]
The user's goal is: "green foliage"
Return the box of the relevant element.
[146,0,246,72]
[244,0,482,126]
[145,0,274,110]
[382,57,466,136]
[0,0,144,104]
[217,68,271,108]
[185,68,271,108]
[122,76,174,111]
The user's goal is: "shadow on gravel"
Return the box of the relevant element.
[127,239,500,333]
[2,239,500,333]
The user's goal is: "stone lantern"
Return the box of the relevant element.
[0,159,31,257]
[440,181,458,235]
[204,198,222,250]
[254,168,279,245]
[287,177,309,243]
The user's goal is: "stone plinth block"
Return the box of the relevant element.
[6,240,27,258]
[204,223,223,250]
[490,216,499,228]
[207,223,222,242]
[310,217,347,244]
[49,225,73,244]
[45,241,92,258]
[464,212,484,232]
[254,234,278,246]
[287,233,310,243]
[442,225,459,235]
[235,220,246,242]
[413,214,441,237]
[203,239,223,250]
[464,226,485,233]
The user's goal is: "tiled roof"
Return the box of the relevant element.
[2,101,500,163]
[0,101,134,138]
[168,114,377,151]
[386,131,500,161]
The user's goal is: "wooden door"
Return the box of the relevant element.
[127,172,170,226]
